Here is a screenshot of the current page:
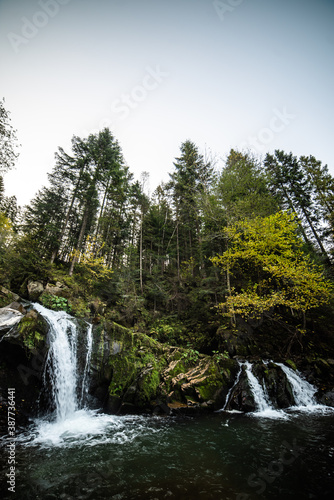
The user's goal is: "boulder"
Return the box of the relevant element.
[0,286,20,306]
[27,281,44,301]
[0,305,24,333]
[44,282,68,297]
[7,301,27,314]
[318,390,334,407]
[89,321,237,414]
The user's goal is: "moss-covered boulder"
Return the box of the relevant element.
[0,287,20,308]
[89,321,238,414]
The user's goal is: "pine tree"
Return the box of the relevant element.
[264,150,330,260]
[219,149,278,222]
[169,140,214,281]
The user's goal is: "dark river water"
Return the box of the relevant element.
[1,408,333,500]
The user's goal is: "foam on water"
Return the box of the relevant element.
[14,411,163,449]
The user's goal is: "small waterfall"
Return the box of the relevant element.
[276,362,317,407]
[220,362,243,411]
[80,323,93,406]
[221,359,333,419]
[33,303,92,421]
[243,361,273,413]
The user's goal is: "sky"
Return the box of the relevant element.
[0,0,333,206]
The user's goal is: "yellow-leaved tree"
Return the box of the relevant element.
[0,211,13,246]
[211,211,333,332]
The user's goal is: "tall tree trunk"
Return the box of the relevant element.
[139,210,143,294]
[50,166,85,264]
[69,205,89,276]
[93,178,110,256]
[281,184,310,245]
[176,221,180,284]
[301,207,330,260]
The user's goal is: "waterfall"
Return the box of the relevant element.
[221,361,285,418]
[29,304,119,446]
[221,359,333,418]
[220,362,243,411]
[276,362,317,407]
[80,323,93,406]
[33,303,92,421]
[243,361,273,413]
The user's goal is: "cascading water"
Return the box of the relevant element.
[33,303,79,420]
[243,361,272,412]
[80,323,93,406]
[222,359,334,418]
[218,362,243,412]
[242,361,287,418]
[22,304,158,448]
[275,362,318,408]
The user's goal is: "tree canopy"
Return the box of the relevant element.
[211,211,333,330]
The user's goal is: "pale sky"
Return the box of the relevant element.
[1,0,333,206]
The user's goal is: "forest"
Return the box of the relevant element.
[1,97,334,356]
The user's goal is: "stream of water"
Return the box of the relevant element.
[0,306,333,499]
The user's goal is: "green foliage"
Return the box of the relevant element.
[0,234,51,293]
[211,211,333,329]
[150,319,178,342]
[0,211,12,252]
[212,350,229,363]
[264,150,330,260]
[41,294,72,313]
[0,98,19,174]
[71,236,113,289]
[181,343,200,364]
[219,150,278,221]
[18,315,46,354]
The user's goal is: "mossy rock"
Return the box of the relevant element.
[285,359,297,371]
[18,310,48,352]
[90,320,238,413]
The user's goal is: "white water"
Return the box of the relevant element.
[80,323,93,406]
[23,305,162,449]
[274,362,333,414]
[26,411,157,448]
[276,362,316,406]
[29,303,116,446]
[217,362,243,412]
[243,361,287,419]
[221,359,334,419]
[34,303,79,420]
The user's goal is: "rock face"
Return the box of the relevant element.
[0,301,49,434]
[89,321,239,414]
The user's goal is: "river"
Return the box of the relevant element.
[0,408,333,499]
